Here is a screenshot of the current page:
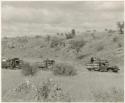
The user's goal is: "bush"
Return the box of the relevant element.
[97,45,104,51]
[3,36,8,39]
[113,37,118,42]
[65,29,76,39]
[50,38,59,48]
[69,39,86,53]
[45,35,51,43]
[21,62,39,76]
[35,35,42,38]
[17,37,28,44]
[118,43,122,48]
[53,63,77,76]
[50,37,65,48]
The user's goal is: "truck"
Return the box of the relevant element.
[86,58,120,72]
[2,57,23,69]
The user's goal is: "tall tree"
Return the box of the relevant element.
[117,21,124,34]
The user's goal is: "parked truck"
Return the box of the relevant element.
[2,57,23,69]
[86,57,120,72]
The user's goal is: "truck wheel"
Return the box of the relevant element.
[108,69,113,72]
[87,68,91,71]
[113,70,118,73]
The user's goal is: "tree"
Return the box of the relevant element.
[71,29,76,37]
[45,35,50,44]
[117,21,124,34]
[57,33,59,35]
[70,40,86,54]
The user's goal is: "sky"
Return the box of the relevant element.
[2,1,124,37]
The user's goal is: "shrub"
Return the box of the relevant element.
[118,43,122,48]
[3,36,8,39]
[65,29,76,39]
[50,38,59,48]
[71,29,76,37]
[21,62,39,76]
[97,45,104,51]
[50,37,65,48]
[45,35,51,43]
[113,37,118,42]
[35,35,41,38]
[53,63,77,76]
[57,33,60,35]
[69,39,86,53]
[108,29,115,33]
[91,33,96,39]
[17,37,28,44]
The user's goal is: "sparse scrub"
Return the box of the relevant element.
[8,42,15,49]
[53,62,77,76]
[3,36,8,39]
[118,43,122,48]
[21,62,39,76]
[91,33,96,39]
[105,28,108,31]
[91,87,124,102]
[97,45,104,51]
[35,35,42,38]
[108,29,115,33]
[69,39,86,53]
[113,37,118,42]
[35,79,71,102]
[40,45,45,48]
[50,38,60,48]
[17,38,28,44]
[71,29,76,37]
[50,37,65,48]
[57,33,60,35]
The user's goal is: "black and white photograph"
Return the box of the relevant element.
[1,1,124,102]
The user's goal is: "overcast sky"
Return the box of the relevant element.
[2,1,124,37]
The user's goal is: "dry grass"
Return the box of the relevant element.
[35,78,71,102]
[2,69,124,102]
[91,87,124,102]
[2,76,71,102]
